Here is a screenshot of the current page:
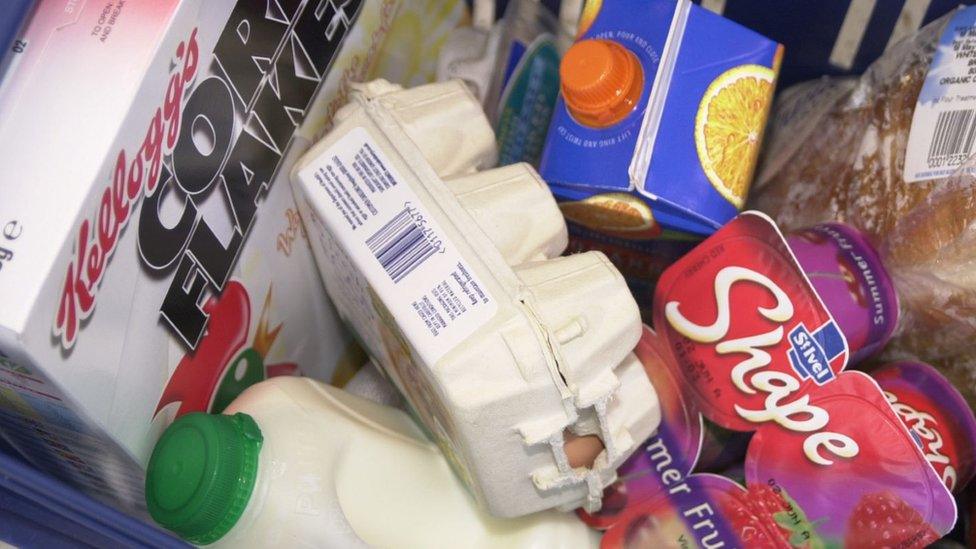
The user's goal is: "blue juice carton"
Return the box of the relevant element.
[540,0,782,236]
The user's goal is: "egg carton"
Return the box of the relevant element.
[291,79,660,517]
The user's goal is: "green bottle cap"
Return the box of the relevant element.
[145,412,263,545]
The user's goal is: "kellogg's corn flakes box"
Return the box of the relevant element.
[0,0,400,515]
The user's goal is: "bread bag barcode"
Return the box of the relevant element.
[928,109,976,162]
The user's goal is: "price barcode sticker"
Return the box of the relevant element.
[905,7,976,183]
[927,109,976,162]
[298,127,497,365]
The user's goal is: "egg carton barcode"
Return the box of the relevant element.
[928,109,976,162]
[366,206,439,283]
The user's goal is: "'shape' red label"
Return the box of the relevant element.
[653,212,848,433]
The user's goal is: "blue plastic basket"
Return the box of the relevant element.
[0,0,33,81]
[0,438,185,548]
[1,2,973,547]
[701,0,976,87]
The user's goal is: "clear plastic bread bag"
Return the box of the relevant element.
[751,9,976,406]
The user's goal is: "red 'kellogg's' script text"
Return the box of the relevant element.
[55,31,199,349]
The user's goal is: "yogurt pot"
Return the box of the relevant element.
[874,361,976,493]
[648,213,958,546]
[787,223,899,364]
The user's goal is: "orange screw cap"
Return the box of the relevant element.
[560,39,644,128]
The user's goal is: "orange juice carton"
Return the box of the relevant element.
[291,78,661,517]
[539,0,781,236]
[0,0,399,514]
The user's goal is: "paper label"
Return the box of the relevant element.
[904,7,976,183]
[298,127,498,365]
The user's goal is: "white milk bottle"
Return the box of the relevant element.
[144,376,600,548]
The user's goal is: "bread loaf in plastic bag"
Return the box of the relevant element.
[752,11,976,406]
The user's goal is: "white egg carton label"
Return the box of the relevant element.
[297,127,497,365]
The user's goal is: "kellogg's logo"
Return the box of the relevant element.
[55,0,365,350]
[54,30,199,349]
